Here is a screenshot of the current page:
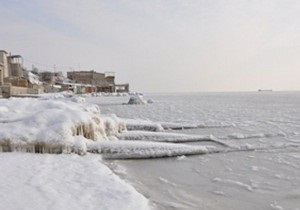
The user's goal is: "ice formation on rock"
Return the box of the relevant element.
[0,95,125,155]
[127,95,147,105]
[1,94,231,158]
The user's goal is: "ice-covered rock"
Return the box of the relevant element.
[128,95,147,105]
[147,99,154,104]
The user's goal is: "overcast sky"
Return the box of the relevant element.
[1,0,299,92]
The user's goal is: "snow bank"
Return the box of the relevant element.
[0,95,125,154]
[0,153,149,210]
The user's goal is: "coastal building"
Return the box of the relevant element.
[39,71,63,85]
[67,70,129,93]
[1,49,129,97]
[0,50,9,85]
[0,50,24,80]
[0,50,43,97]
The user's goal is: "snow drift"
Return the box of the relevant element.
[0,96,125,155]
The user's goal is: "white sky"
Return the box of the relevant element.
[1,0,299,92]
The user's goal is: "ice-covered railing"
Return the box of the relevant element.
[0,95,126,155]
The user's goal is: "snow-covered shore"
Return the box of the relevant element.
[0,93,216,210]
[0,153,149,210]
[2,92,300,209]
[0,93,150,209]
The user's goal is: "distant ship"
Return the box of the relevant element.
[258,89,273,92]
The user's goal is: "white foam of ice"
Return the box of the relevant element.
[213,177,254,192]
[124,119,164,132]
[117,130,215,143]
[222,132,288,140]
[270,202,284,210]
[87,140,211,159]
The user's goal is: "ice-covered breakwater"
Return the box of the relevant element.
[0,95,125,155]
[0,94,218,158]
[0,93,233,158]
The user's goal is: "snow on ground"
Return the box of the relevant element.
[0,153,149,210]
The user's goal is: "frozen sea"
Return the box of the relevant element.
[88,92,300,210]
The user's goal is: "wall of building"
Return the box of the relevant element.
[1,85,27,98]
[40,72,56,84]
[4,77,28,87]
[67,71,110,87]
[0,51,9,82]
[105,76,115,85]
[67,71,94,84]
[115,83,129,92]
[0,84,43,98]
[9,63,23,77]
